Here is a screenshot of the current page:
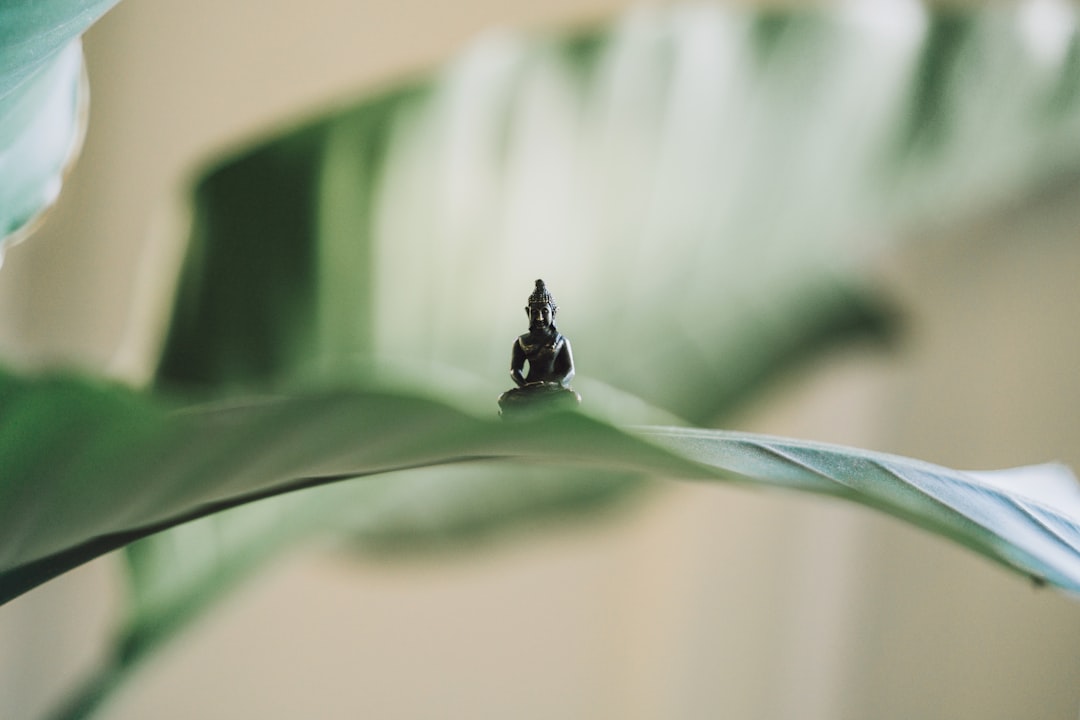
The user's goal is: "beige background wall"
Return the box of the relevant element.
[2,1,1080,719]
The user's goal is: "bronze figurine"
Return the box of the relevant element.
[498,279,581,416]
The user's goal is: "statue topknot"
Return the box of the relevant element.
[527,278,556,310]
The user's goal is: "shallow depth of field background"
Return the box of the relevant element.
[2,1,1080,718]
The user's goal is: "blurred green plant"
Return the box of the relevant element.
[3,2,1080,719]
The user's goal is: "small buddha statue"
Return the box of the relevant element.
[498,279,582,416]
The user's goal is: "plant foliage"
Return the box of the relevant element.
[4,3,1080,719]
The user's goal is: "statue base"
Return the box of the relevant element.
[498,382,581,418]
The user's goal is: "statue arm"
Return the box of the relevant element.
[555,337,575,386]
[510,338,527,387]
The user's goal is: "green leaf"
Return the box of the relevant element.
[0,0,120,246]
[2,367,1079,607]
[0,1,117,97]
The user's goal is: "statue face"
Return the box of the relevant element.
[527,303,554,331]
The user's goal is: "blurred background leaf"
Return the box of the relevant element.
[156,5,1080,419]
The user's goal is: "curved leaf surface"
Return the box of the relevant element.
[2,367,1078,609]
[0,0,120,246]
[0,0,117,97]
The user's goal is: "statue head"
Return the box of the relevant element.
[526,278,557,333]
